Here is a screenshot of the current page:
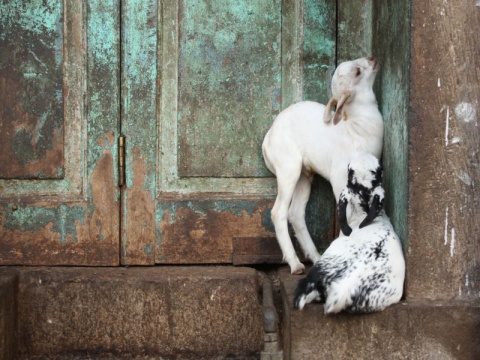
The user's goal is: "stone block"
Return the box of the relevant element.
[12,267,263,359]
[0,273,17,360]
[280,267,480,360]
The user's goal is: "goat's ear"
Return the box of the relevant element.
[337,195,352,236]
[323,97,337,124]
[359,194,384,229]
[333,93,351,125]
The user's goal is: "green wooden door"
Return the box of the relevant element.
[120,0,337,265]
[1,0,348,266]
[0,0,121,265]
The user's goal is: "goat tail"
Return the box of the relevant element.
[293,264,325,310]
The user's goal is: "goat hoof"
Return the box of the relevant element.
[291,263,305,275]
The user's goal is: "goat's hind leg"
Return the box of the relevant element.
[294,263,325,310]
[271,168,305,275]
[288,173,321,263]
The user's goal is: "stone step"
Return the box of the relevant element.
[279,267,480,360]
[1,266,264,359]
[0,273,17,360]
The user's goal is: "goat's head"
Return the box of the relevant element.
[338,153,384,236]
[324,57,380,125]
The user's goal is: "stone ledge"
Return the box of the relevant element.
[0,273,17,360]
[279,267,480,360]
[1,266,263,359]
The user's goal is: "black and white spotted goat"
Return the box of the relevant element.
[294,153,405,314]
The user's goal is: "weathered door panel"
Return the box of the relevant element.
[0,0,121,265]
[0,0,64,179]
[121,0,337,265]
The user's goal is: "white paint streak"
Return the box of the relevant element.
[451,136,461,144]
[445,106,450,146]
[465,273,470,287]
[455,102,477,124]
[437,78,441,87]
[456,170,474,186]
[444,206,449,245]
[450,227,456,256]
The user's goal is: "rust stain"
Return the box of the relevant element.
[122,147,156,265]
[0,69,64,179]
[157,202,275,264]
[0,151,118,265]
[0,0,65,180]
[77,150,119,250]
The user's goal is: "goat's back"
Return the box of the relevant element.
[263,101,383,194]
[322,215,405,313]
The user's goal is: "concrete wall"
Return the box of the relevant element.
[407,0,480,300]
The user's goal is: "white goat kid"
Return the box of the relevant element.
[294,154,405,314]
[262,57,384,274]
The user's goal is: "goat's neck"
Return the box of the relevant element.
[341,97,382,139]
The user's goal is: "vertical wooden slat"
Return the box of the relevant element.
[302,0,336,104]
[372,0,410,246]
[120,0,158,265]
[281,0,302,108]
[301,0,337,251]
[337,0,373,63]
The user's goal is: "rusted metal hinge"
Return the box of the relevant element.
[118,135,126,187]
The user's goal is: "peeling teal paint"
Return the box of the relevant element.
[3,205,86,244]
[303,0,336,103]
[122,0,157,198]
[87,2,119,66]
[372,1,410,247]
[0,0,61,38]
[0,0,64,178]
[158,199,270,222]
[177,0,282,178]
[0,0,120,265]
[144,244,154,255]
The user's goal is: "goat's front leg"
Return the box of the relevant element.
[288,173,321,263]
[271,173,305,275]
